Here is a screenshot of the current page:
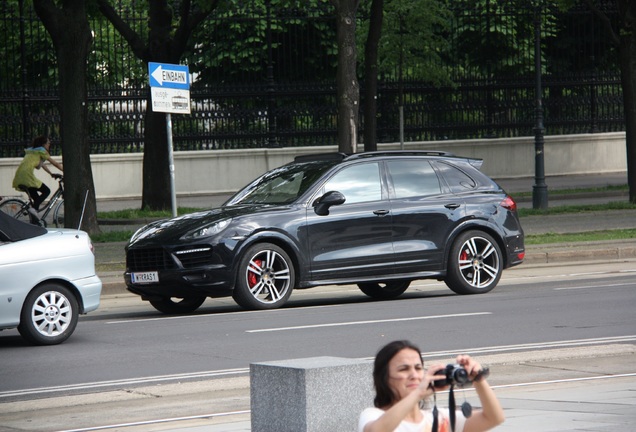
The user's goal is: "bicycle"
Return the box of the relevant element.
[0,174,65,228]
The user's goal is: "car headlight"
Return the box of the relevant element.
[182,219,232,240]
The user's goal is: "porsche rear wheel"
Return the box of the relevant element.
[445,230,503,295]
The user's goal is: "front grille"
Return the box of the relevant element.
[174,246,214,269]
[127,247,175,271]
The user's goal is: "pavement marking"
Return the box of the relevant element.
[2,336,633,400]
[246,312,492,333]
[554,282,634,290]
[106,304,339,324]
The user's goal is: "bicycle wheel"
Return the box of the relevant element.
[53,199,65,228]
[0,198,31,224]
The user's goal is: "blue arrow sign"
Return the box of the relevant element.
[148,62,190,89]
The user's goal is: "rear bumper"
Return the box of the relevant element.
[76,275,102,313]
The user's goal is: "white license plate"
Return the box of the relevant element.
[131,271,159,284]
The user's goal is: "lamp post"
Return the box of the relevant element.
[19,0,31,145]
[533,2,548,209]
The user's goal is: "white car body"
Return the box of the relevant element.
[0,213,101,345]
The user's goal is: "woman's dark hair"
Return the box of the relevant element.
[373,340,423,408]
[32,136,49,148]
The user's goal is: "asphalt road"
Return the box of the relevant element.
[0,260,635,431]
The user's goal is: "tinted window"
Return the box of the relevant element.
[434,161,477,193]
[387,160,441,198]
[322,162,382,204]
[226,160,339,205]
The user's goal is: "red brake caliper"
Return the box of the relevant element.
[248,259,262,288]
[460,249,469,261]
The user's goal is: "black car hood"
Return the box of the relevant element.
[127,204,291,246]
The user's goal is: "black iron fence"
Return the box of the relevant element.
[0,0,624,158]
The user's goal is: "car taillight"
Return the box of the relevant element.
[500,195,517,212]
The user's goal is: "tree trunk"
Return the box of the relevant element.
[142,106,172,210]
[33,0,100,234]
[332,0,360,153]
[363,0,383,152]
[619,0,636,203]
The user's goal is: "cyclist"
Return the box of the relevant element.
[12,135,63,222]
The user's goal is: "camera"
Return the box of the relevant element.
[433,364,472,388]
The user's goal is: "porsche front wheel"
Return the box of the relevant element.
[233,243,295,310]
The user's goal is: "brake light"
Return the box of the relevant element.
[500,196,517,212]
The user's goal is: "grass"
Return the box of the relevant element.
[525,228,636,245]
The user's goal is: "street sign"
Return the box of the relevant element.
[148,62,191,114]
[150,87,191,114]
[148,62,190,89]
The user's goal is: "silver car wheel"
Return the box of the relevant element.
[445,230,503,295]
[31,290,73,337]
[457,236,500,288]
[18,284,79,345]
[233,242,295,310]
[246,249,291,303]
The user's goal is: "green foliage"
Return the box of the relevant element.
[357,0,453,85]
[450,0,557,78]
[187,0,337,85]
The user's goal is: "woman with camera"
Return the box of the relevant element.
[358,340,504,432]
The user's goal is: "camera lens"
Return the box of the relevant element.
[451,366,470,385]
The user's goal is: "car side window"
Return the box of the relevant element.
[322,163,382,204]
[386,160,441,198]
[434,161,477,193]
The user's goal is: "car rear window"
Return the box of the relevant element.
[386,160,442,198]
[434,161,478,193]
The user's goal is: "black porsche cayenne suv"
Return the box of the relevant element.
[125,151,525,312]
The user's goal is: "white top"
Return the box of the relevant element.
[358,406,466,432]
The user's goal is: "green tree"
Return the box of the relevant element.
[359,0,452,150]
[581,0,636,203]
[32,0,100,234]
[97,0,220,210]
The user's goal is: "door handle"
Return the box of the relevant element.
[373,209,390,216]
[444,203,461,210]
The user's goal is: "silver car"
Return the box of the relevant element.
[0,211,101,345]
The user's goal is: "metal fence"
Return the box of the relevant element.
[0,0,624,158]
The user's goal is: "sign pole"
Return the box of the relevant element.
[165,113,177,217]
[148,62,191,218]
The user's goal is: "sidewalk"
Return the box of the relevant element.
[82,347,636,432]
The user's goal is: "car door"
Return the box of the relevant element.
[305,162,395,281]
[386,159,464,273]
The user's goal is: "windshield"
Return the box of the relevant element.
[224,160,339,206]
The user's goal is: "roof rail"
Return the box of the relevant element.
[344,150,456,160]
[294,152,349,162]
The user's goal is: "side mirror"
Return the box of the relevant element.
[313,191,346,216]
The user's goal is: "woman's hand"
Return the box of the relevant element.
[455,354,484,383]
[422,363,448,393]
